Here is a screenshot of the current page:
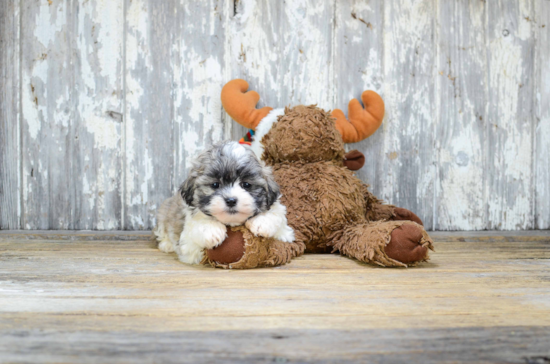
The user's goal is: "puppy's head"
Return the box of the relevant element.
[180,141,279,226]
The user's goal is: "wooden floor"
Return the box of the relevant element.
[1,231,549,364]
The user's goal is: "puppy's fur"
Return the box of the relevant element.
[153,141,294,264]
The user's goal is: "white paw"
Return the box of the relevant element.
[246,215,280,238]
[178,243,204,265]
[274,225,295,243]
[202,224,227,249]
[158,240,175,253]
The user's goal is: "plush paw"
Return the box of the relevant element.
[206,227,246,264]
[390,207,423,226]
[246,214,280,238]
[385,223,429,264]
[204,226,306,269]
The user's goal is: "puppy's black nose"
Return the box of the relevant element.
[225,197,237,207]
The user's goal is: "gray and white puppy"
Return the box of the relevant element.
[153,141,294,264]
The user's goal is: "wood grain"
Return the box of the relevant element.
[278,0,334,110]
[0,231,549,363]
[124,0,176,229]
[172,0,227,197]
[20,0,75,229]
[333,0,386,200]
[224,0,281,141]
[0,0,20,229]
[19,0,124,230]
[74,0,124,230]
[380,0,436,230]
[0,0,549,230]
[486,1,536,230]
[435,0,487,230]
[535,0,550,229]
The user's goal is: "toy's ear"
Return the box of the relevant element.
[221,79,273,130]
[332,91,385,143]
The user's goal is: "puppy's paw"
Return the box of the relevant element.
[202,224,228,249]
[158,240,176,253]
[246,215,280,238]
[274,224,295,243]
[178,243,204,265]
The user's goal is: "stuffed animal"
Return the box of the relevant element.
[203,79,433,268]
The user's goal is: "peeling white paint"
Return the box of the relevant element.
[34,2,65,48]
[6,0,545,230]
[487,20,533,229]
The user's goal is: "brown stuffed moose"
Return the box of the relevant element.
[203,79,433,268]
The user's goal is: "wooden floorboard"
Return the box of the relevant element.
[0,231,549,363]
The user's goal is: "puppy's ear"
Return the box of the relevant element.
[179,174,196,206]
[263,166,280,208]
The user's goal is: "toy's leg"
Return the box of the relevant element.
[203,226,305,269]
[329,221,434,267]
[362,185,424,226]
[390,207,423,226]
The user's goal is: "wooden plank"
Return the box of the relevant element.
[435,0,487,230]
[20,0,76,229]
[19,0,124,229]
[535,0,550,229]
[171,0,227,197]
[124,0,227,229]
[0,326,549,364]
[73,0,124,229]
[0,0,20,229]
[486,1,536,230]
[333,0,386,199]
[224,0,283,140]
[225,0,335,140]
[379,0,436,229]
[2,229,549,242]
[124,0,176,229]
[278,0,334,109]
[0,232,549,363]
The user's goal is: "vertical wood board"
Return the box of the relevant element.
[486,0,535,230]
[380,0,437,229]
[0,0,20,229]
[20,0,76,229]
[534,0,550,229]
[124,0,176,229]
[333,0,385,201]
[435,0,487,230]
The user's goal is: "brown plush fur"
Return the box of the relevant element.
[262,106,345,165]
[205,103,434,269]
[260,105,434,266]
[203,226,305,269]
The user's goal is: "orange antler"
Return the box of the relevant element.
[331,91,385,143]
[221,79,272,130]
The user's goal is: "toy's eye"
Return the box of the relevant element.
[211,182,220,189]
[241,182,251,189]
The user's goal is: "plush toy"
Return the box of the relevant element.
[203,79,434,269]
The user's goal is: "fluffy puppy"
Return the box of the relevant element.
[153,141,295,264]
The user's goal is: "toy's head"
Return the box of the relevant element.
[221,79,385,165]
[261,105,344,164]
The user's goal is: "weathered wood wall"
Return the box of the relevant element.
[0,0,548,231]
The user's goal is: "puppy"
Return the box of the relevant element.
[153,141,295,264]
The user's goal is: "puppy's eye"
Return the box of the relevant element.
[241,182,251,189]
[211,182,220,189]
